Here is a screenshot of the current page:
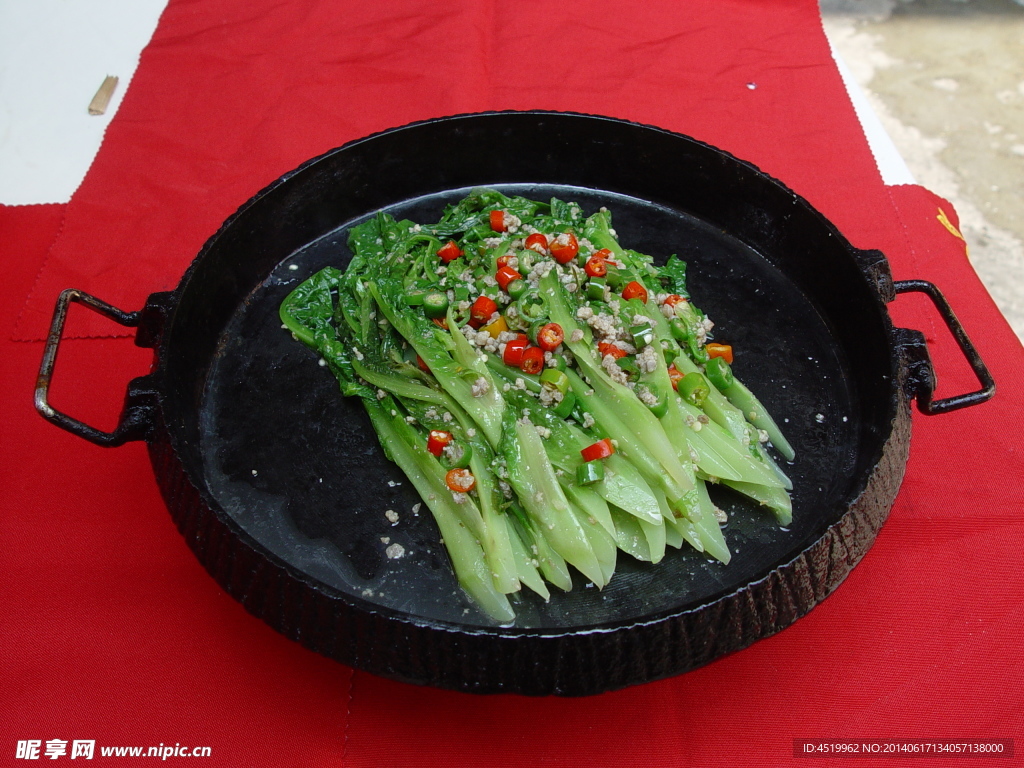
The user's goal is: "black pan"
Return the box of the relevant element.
[36,112,994,696]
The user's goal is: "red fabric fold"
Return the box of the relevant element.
[13,0,889,341]
[2,205,351,764]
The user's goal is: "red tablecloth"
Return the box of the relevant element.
[4,1,1023,765]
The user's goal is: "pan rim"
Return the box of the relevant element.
[148,111,908,690]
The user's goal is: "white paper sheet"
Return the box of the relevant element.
[0,0,168,205]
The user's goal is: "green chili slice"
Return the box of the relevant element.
[576,461,605,485]
[705,356,734,390]
[422,291,450,319]
[678,372,710,406]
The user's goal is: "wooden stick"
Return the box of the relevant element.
[88,75,119,115]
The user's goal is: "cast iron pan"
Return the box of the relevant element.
[35,112,995,696]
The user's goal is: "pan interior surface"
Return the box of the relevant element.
[198,183,859,631]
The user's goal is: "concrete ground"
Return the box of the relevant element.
[821,0,1024,342]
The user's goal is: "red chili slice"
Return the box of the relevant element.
[524,233,548,253]
[622,280,648,303]
[584,256,608,278]
[667,364,684,390]
[503,335,529,366]
[469,295,498,328]
[437,240,463,263]
[663,294,688,307]
[549,232,579,264]
[495,265,523,291]
[706,343,734,365]
[536,322,564,352]
[580,438,615,462]
[520,346,545,375]
[445,467,476,493]
[597,342,627,360]
[427,430,453,457]
[489,209,507,232]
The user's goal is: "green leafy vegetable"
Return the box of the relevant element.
[280,189,794,622]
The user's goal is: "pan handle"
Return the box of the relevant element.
[893,279,996,415]
[35,288,159,447]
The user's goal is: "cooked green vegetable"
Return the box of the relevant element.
[280,189,794,622]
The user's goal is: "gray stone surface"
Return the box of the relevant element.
[821,0,1024,342]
